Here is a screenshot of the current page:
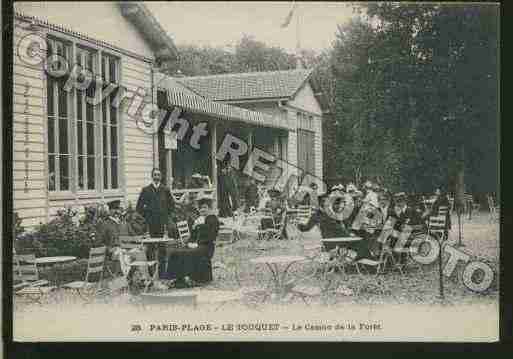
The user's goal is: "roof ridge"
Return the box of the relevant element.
[177,68,312,81]
[13,11,153,63]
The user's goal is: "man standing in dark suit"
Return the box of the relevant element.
[136,168,176,237]
[136,168,176,278]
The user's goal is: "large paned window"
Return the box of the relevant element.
[101,53,120,190]
[46,35,121,195]
[297,128,315,178]
[47,38,71,192]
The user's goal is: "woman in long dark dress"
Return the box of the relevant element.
[166,196,219,287]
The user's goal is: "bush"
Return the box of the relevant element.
[15,204,121,259]
[13,212,25,239]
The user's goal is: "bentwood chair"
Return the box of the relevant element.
[14,254,56,304]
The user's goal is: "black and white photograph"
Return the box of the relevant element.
[5,1,499,342]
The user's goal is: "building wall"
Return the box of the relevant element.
[122,60,154,207]
[13,20,48,227]
[14,2,155,59]
[288,83,322,116]
[287,83,323,183]
[234,99,323,185]
[13,13,155,228]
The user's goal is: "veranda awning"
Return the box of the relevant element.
[160,90,288,130]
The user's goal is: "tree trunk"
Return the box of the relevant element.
[455,145,466,215]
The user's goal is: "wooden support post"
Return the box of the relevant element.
[248,128,254,170]
[211,122,218,213]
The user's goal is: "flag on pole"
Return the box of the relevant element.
[280,2,297,28]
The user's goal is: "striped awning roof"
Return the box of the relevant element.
[162,90,287,130]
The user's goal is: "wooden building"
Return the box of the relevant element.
[12,2,325,228]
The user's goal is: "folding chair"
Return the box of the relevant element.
[448,196,455,213]
[290,205,313,240]
[351,240,395,296]
[14,254,56,305]
[487,195,499,222]
[118,236,159,294]
[390,225,425,277]
[256,211,287,241]
[256,214,276,241]
[428,215,447,241]
[464,193,474,219]
[212,240,243,289]
[288,249,338,305]
[62,246,107,302]
[217,224,236,246]
[438,206,449,217]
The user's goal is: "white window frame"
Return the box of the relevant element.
[46,37,72,195]
[46,32,123,200]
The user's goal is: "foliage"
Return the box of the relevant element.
[13,212,25,239]
[164,6,498,196]
[118,202,147,236]
[169,35,297,77]
[15,204,120,259]
[324,4,498,194]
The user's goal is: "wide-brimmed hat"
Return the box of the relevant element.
[268,189,282,198]
[346,183,358,193]
[331,183,345,192]
[394,192,407,202]
[352,190,363,198]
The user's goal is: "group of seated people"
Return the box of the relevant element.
[254,181,452,263]
[126,173,451,289]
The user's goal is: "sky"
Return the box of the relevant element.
[145,1,357,54]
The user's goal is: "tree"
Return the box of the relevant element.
[325,3,498,195]
[234,35,296,72]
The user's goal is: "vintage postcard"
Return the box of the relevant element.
[7,1,499,343]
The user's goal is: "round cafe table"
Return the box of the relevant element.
[321,236,362,252]
[28,256,76,287]
[249,255,306,302]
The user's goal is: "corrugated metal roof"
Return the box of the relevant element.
[177,69,313,102]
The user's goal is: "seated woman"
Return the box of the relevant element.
[165,195,220,287]
[298,192,374,260]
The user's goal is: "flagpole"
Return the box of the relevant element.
[295,2,302,68]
